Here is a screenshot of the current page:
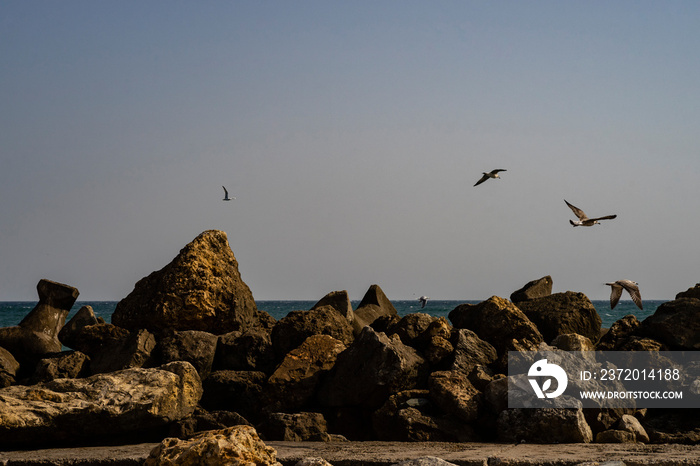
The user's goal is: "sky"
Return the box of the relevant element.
[2,1,700,302]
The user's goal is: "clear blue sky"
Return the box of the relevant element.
[2,1,700,301]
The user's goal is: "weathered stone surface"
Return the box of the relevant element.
[387,313,437,346]
[112,230,258,334]
[518,291,602,343]
[551,333,595,352]
[497,407,593,443]
[168,406,252,439]
[428,371,482,423]
[145,425,281,466]
[58,305,101,347]
[392,458,460,466]
[90,328,156,374]
[201,370,267,422]
[271,306,353,360]
[259,412,329,442]
[617,414,650,443]
[0,361,202,449]
[318,327,427,409]
[636,298,700,350]
[676,283,700,300]
[596,429,636,443]
[31,350,89,383]
[311,290,355,324]
[0,346,19,388]
[157,330,218,379]
[449,296,542,356]
[446,328,498,374]
[0,279,79,366]
[352,284,398,334]
[510,275,553,303]
[215,328,275,374]
[266,335,346,412]
[596,315,640,351]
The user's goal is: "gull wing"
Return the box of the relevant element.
[608,283,623,309]
[564,200,588,221]
[474,174,490,186]
[490,169,507,174]
[589,215,617,222]
[620,280,643,310]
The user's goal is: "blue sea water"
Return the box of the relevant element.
[0,299,662,330]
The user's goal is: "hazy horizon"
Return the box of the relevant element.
[3,2,700,302]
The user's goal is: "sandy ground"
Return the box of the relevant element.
[1,441,700,465]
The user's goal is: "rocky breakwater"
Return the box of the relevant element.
[2,235,700,452]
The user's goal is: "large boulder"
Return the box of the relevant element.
[0,279,79,367]
[89,328,157,375]
[636,298,700,350]
[510,275,553,303]
[31,350,90,384]
[200,370,267,423]
[270,306,353,360]
[448,296,543,356]
[311,290,355,325]
[157,330,218,380]
[0,361,202,449]
[517,291,602,343]
[318,327,427,409]
[145,425,281,466]
[258,412,330,442]
[676,283,700,299]
[596,315,641,351]
[446,328,498,374]
[428,371,482,423]
[112,230,258,335]
[214,328,275,374]
[0,347,20,388]
[497,407,593,443]
[352,284,398,334]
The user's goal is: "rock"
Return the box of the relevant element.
[595,429,636,443]
[596,315,640,351]
[311,290,355,324]
[0,361,202,449]
[59,322,130,356]
[497,407,593,443]
[446,328,498,373]
[215,328,275,374]
[676,283,700,299]
[484,377,509,414]
[387,314,454,365]
[352,284,398,334]
[551,333,595,351]
[31,350,90,383]
[296,458,334,466]
[259,412,329,442]
[112,230,258,334]
[265,335,346,412]
[510,275,553,303]
[168,406,252,439]
[0,346,20,388]
[636,298,700,349]
[0,279,79,367]
[387,313,437,346]
[145,425,281,466]
[428,370,482,423]
[318,327,427,409]
[449,296,543,356]
[518,291,602,343]
[392,458,460,466]
[201,370,267,423]
[157,330,218,379]
[58,305,101,346]
[617,414,650,443]
[270,306,353,360]
[89,328,157,374]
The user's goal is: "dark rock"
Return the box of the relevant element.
[446,328,498,373]
[58,305,100,347]
[215,328,275,374]
[0,346,20,387]
[518,291,602,343]
[157,330,218,379]
[168,407,252,439]
[466,365,495,392]
[428,371,482,423]
[200,370,267,422]
[497,407,593,443]
[271,306,353,360]
[483,377,509,414]
[318,327,427,410]
[676,283,700,300]
[510,275,553,303]
[265,335,346,412]
[112,230,258,335]
[636,298,700,350]
[352,284,398,334]
[59,322,130,355]
[311,290,355,325]
[596,315,640,351]
[387,313,436,346]
[89,329,156,374]
[386,314,454,366]
[617,414,650,443]
[449,296,543,356]
[596,429,636,443]
[617,336,665,351]
[31,350,90,383]
[259,412,329,441]
[0,279,79,367]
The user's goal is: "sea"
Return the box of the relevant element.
[0,299,662,331]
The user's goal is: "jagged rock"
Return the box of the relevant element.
[428,371,482,423]
[617,336,665,351]
[58,305,101,347]
[387,315,454,365]
[311,290,355,324]
[31,350,90,383]
[157,330,218,379]
[318,327,428,409]
[636,298,700,350]
[265,335,346,412]
[168,406,252,439]
[449,296,543,356]
[0,361,202,449]
[595,429,636,443]
[270,306,353,360]
[676,283,700,299]
[89,328,156,375]
[497,407,593,443]
[518,292,602,343]
[0,346,19,388]
[551,333,595,351]
[215,328,275,374]
[0,279,79,367]
[352,284,398,334]
[447,328,498,373]
[484,377,509,414]
[200,370,267,423]
[510,275,553,303]
[112,230,258,335]
[387,313,437,346]
[596,315,640,350]
[145,425,281,466]
[466,365,495,392]
[59,322,130,356]
[617,414,650,443]
[259,412,329,441]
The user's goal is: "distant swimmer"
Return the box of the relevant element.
[474,169,506,187]
[565,200,616,226]
[418,296,430,308]
[222,186,235,201]
[606,280,643,310]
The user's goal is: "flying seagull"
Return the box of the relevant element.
[564,200,616,226]
[474,169,506,187]
[606,280,643,310]
[222,186,235,201]
[418,296,430,308]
